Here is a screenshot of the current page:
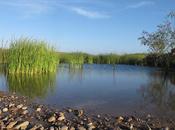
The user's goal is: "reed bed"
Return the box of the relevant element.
[58,52,146,65]
[6,38,58,74]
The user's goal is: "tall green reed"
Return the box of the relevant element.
[6,38,59,74]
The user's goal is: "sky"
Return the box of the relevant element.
[0,0,174,54]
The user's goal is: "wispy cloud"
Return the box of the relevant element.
[71,7,110,19]
[0,0,53,17]
[0,0,110,19]
[127,1,155,9]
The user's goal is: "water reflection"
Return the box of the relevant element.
[1,64,175,116]
[6,73,56,99]
[139,71,175,112]
[59,64,84,82]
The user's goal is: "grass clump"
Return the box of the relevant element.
[6,38,58,74]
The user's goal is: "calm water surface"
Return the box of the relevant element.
[0,64,175,118]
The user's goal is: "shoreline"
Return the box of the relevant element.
[0,91,174,130]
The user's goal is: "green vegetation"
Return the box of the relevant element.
[0,48,7,64]
[0,38,146,69]
[1,44,146,68]
[59,52,146,65]
[118,54,145,65]
[2,38,58,74]
[59,52,84,65]
[139,11,175,69]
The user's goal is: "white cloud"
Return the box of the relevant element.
[0,0,110,19]
[0,0,54,17]
[71,7,110,19]
[127,1,155,9]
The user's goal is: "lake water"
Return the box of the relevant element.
[0,64,175,118]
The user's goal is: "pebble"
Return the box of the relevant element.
[87,123,95,130]
[130,124,134,130]
[60,126,68,130]
[36,107,41,112]
[74,109,84,117]
[6,121,17,129]
[97,115,100,118]
[116,116,124,123]
[22,106,27,110]
[22,110,28,115]
[2,108,8,112]
[15,121,29,129]
[0,93,173,130]
[161,127,169,130]
[67,108,73,113]
[50,126,55,130]
[78,126,86,130]
[29,125,39,130]
[48,116,56,123]
[9,103,15,108]
[58,116,65,121]
[17,104,23,109]
[70,127,75,130]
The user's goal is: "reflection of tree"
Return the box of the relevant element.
[7,73,56,99]
[139,71,175,111]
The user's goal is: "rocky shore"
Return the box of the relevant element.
[0,92,174,130]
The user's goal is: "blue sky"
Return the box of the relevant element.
[0,0,174,54]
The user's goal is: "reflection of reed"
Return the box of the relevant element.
[68,64,83,82]
[139,71,175,111]
[6,73,56,99]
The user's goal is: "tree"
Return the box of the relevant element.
[139,11,175,68]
